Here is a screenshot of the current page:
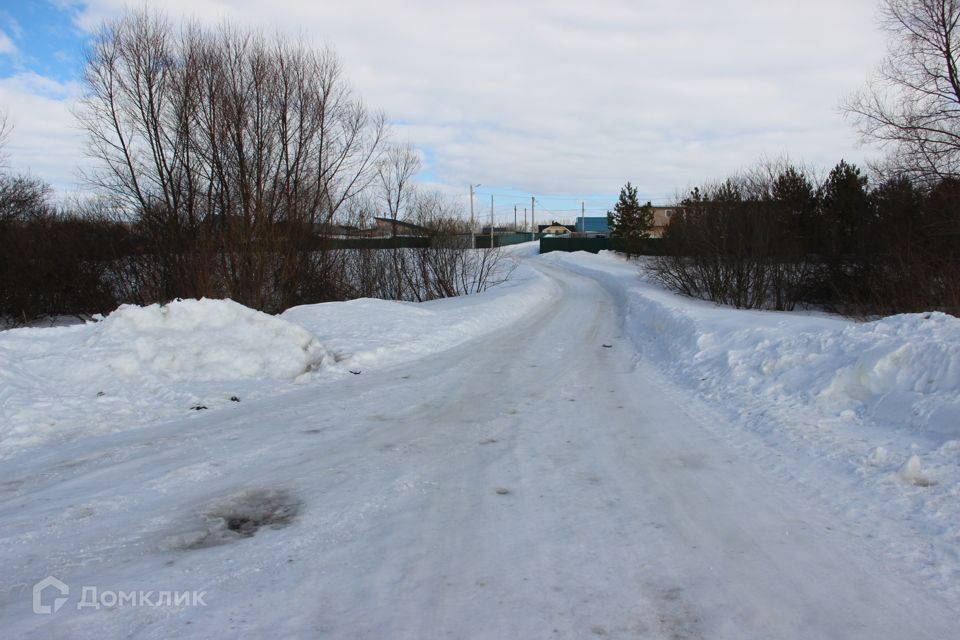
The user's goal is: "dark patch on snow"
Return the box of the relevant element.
[479,438,498,445]
[190,405,208,411]
[230,396,240,402]
[602,344,612,348]
[164,488,301,550]
[652,585,704,640]
[494,487,511,495]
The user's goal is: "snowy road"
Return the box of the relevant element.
[2,259,958,638]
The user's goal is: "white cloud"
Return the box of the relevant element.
[0,29,17,55]
[0,73,85,195]
[29,0,891,202]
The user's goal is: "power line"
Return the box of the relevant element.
[472,189,678,207]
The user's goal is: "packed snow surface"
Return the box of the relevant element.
[0,244,958,639]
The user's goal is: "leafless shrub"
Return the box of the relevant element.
[652,157,960,316]
[0,196,131,325]
[332,191,512,302]
[0,110,128,324]
[651,170,815,311]
[409,192,513,300]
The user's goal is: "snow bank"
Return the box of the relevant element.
[685,310,960,443]
[76,298,328,382]
[819,313,960,437]
[0,299,328,455]
[550,251,960,444]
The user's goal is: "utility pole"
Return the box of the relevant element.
[490,194,494,247]
[531,196,535,238]
[514,204,517,231]
[581,201,585,233]
[469,184,475,229]
[469,184,480,248]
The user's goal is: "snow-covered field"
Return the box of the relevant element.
[0,245,957,638]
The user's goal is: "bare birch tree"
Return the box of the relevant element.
[378,143,421,299]
[844,0,960,182]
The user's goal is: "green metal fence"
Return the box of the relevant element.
[539,237,612,254]
[474,233,539,249]
[538,237,664,255]
[319,236,432,249]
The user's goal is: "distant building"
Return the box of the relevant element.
[351,216,434,238]
[649,207,676,239]
[574,216,611,236]
[580,207,679,239]
[539,222,576,235]
[481,226,512,235]
[313,222,359,238]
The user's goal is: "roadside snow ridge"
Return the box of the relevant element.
[82,298,327,382]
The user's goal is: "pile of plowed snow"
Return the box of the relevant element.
[0,299,328,454]
[817,313,960,438]
[78,298,327,382]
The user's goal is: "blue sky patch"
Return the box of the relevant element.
[0,1,87,84]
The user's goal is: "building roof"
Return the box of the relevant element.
[575,217,610,233]
[538,222,576,233]
[372,216,434,236]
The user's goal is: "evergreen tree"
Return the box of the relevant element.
[771,166,818,253]
[608,182,654,255]
[819,160,869,256]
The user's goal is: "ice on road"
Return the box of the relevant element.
[1,254,957,638]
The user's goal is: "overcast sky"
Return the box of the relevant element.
[0,0,887,221]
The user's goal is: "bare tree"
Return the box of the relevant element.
[378,143,421,299]
[0,109,10,173]
[844,0,960,182]
[379,143,421,227]
[0,112,51,223]
[75,8,387,311]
